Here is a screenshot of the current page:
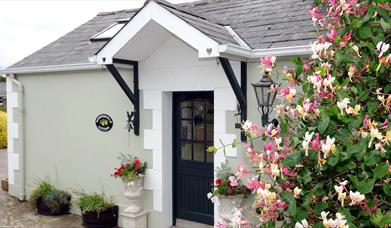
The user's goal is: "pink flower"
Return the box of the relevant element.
[237,164,249,177]
[260,55,276,72]
[303,63,311,72]
[327,26,337,42]
[311,133,320,151]
[216,219,227,228]
[308,7,323,22]
[282,167,297,177]
[230,180,238,187]
[247,176,262,190]
[263,143,273,151]
[340,31,352,48]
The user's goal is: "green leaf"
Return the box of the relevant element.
[281,191,297,217]
[314,183,326,196]
[296,208,308,221]
[382,211,391,225]
[356,179,375,194]
[383,183,391,197]
[327,152,339,166]
[358,26,373,40]
[313,202,329,216]
[364,151,381,166]
[370,209,383,226]
[374,162,389,179]
[231,139,238,149]
[282,151,302,167]
[347,143,363,155]
[318,113,330,134]
[380,18,391,32]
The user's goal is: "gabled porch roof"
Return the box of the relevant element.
[90,0,248,64]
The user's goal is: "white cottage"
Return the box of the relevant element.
[1,0,315,227]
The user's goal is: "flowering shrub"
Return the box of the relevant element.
[112,154,147,182]
[0,111,7,148]
[211,0,391,227]
[207,162,251,203]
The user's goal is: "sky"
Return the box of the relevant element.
[0,0,196,69]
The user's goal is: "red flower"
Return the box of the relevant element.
[134,165,140,171]
[134,159,141,164]
[228,189,235,195]
[215,178,221,186]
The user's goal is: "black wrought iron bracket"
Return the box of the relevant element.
[219,57,247,142]
[105,58,140,135]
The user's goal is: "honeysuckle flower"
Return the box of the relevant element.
[295,219,309,228]
[346,104,361,116]
[260,55,276,72]
[302,131,314,156]
[293,187,301,198]
[282,167,297,177]
[339,31,352,48]
[337,98,350,115]
[351,45,361,58]
[242,120,253,131]
[321,136,336,157]
[334,185,343,193]
[348,64,356,82]
[282,87,296,102]
[321,211,348,228]
[270,163,280,177]
[338,191,347,207]
[377,41,389,58]
[327,26,337,42]
[247,176,262,191]
[369,128,382,148]
[311,41,332,60]
[349,191,365,205]
[237,164,249,177]
[309,7,323,23]
[258,188,276,202]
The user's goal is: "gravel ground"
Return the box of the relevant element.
[0,149,83,227]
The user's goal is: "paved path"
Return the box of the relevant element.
[0,149,83,227]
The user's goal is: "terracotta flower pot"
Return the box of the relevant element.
[81,205,119,228]
[1,178,8,192]
[218,194,243,222]
[36,196,71,216]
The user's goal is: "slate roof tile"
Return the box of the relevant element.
[9,0,316,69]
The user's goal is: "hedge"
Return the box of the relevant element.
[0,111,7,148]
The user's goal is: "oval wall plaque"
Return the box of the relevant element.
[95,114,113,132]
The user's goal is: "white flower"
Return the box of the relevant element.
[229,175,236,182]
[349,191,365,205]
[295,219,309,228]
[294,187,302,198]
[337,98,350,115]
[377,41,390,58]
[210,196,220,205]
[302,131,314,156]
[270,163,280,177]
[334,185,343,194]
[321,136,336,155]
[242,120,252,131]
[321,211,330,220]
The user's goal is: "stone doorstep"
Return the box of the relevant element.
[172,219,213,228]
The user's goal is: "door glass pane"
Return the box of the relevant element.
[193,143,204,162]
[206,100,214,163]
[181,142,192,160]
[181,120,192,160]
[181,101,192,119]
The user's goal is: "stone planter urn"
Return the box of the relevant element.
[218,194,243,222]
[123,175,144,214]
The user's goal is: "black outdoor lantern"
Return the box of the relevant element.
[252,72,279,127]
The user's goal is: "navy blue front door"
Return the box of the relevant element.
[173,92,214,225]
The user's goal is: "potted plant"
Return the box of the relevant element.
[75,191,118,228]
[1,178,8,192]
[207,162,250,222]
[30,180,71,216]
[112,154,147,214]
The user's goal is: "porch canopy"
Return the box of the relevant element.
[89,0,249,65]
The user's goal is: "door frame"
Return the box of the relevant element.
[172,91,214,226]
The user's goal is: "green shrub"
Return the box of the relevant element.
[0,111,7,148]
[30,180,71,214]
[74,190,114,214]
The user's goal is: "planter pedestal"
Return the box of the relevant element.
[121,176,148,228]
[121,210,148,228]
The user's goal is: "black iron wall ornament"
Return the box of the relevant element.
[96,114,113,132]
[252,72,279,127]
[126,111,135,132]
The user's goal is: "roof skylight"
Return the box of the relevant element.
[90,20,128,42]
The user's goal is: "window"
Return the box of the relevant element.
[90,19,129,42]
